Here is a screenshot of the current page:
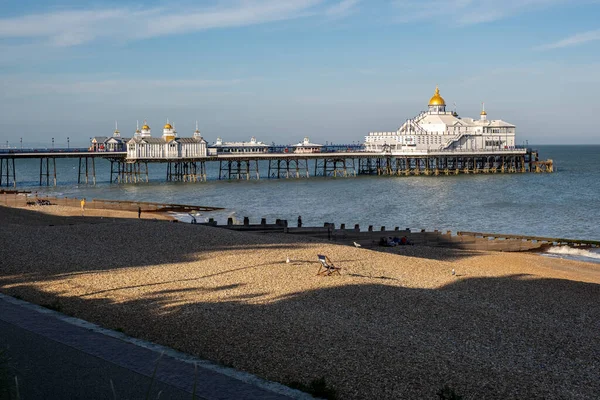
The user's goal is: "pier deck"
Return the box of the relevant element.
[0,148,552,187]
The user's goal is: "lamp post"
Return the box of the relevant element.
[5,140,8,149]
[20,137,22,149]
[52,137,54,149]
[67,137,70,149]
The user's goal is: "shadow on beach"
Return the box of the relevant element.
[1,205,600,399]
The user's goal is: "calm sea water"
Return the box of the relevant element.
[10,145,600,241]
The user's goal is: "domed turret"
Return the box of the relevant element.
[162,118,176,142]
[428,86,446,114]
[480,103,487,121]
[429,86,445,106]
[140,120,151,137]
[193,120,202,139]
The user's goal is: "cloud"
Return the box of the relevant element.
[392,0,566,25]
[325,0,361,18]
[537,29,600,50]
[0,0,344,47]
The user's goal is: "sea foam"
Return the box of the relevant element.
[545,246,600,261]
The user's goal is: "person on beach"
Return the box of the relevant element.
[80,198,86,216]
[298,215,302,227]
[138,206,142,219]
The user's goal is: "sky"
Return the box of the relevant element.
[0,0,599,147]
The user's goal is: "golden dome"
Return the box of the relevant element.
[480,110,487,116]
[164,123,173,130]
[428,86,446,106]
[142,124,150,130]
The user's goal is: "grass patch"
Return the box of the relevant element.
[289,377,337,400]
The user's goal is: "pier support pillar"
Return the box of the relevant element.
[39,157,57,186]
[78,157,96,185]
[0,157,16,187]
[268,158,310,179]
[218,159,260,180]
[167,161,206,182]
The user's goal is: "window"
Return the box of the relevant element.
[485,140,503,147]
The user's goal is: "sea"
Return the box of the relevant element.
[8,145,600,262]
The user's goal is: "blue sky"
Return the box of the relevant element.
[1,0,599,147]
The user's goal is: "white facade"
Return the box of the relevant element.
[127,121,207,160]
[364,87,522,155]
[90,121,129,152]
[292,137,323,154]
[210,136,269,153]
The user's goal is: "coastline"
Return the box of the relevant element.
[1,203,599,399]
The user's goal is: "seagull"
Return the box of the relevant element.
[286,257,291,264]
[353,242,362,248]
[451,269,456,276]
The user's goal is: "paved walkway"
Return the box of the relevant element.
[0,294,311,400]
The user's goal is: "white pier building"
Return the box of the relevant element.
[292,137,323,154]
[126,120,207,160]
[210,137,269,154]
[364,87,521,155]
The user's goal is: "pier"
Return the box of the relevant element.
[0,147,552,187]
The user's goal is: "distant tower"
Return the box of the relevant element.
[428,86,446,114]
[140,120,152,137]
[480,103,487,121]
[162,118,176,142]
[113,121,120,137]
[193,120,202,139]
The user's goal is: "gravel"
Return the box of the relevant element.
[1,204,599,399]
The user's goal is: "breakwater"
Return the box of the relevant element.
[200,217,598,252]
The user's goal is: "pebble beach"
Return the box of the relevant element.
[1,204,599,399]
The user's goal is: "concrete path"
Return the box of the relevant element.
[0,294,311,400]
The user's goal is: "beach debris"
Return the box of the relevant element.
[353,241,362,248]
[452,269,456,276]
[286,257,291,264]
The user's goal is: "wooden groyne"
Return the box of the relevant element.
[202,218,598,252]
[0,193,223,213]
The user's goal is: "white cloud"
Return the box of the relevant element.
[537,29,600,50]
[0,0,339,47]
[392,0,567,25]
[325,0,360,18]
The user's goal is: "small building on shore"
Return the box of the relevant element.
[126,120,207,160]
